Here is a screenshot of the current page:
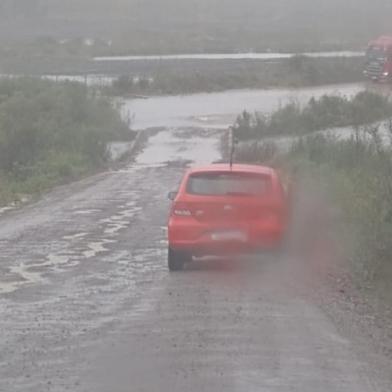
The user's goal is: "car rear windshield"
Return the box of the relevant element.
[187,172,270,196]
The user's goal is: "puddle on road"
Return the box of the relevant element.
[134,128,221,168]
[0,282,24,295]
[104,223,127,235]
[100,205,141,236]
[63,232,88,241]
[0,201,144,295]
[0,264,46,295]
[83,240,114,259]
[132,248,167,263]
[0,237,123,294]
[0,127,218,296]
[0,252,80,294]
[45,254,76,270]
[73,209,101,215]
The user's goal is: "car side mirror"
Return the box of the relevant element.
[168,191,177,201]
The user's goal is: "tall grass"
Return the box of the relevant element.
[104,57,363,97]
[233,91,392,140]
[0,78,131,205]
[289,132,392,285]
[235,127,392,294]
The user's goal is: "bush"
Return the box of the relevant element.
[0,78,131,204]
[103,57,363,97]
[288,133,392,282]
[235,129,392,292]
[233,91,392,140]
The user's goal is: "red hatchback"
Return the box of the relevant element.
[167,164,289,271]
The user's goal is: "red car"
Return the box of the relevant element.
[167,164,289,271]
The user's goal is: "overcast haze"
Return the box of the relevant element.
[1,0,392,52]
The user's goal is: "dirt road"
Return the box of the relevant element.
[1,82,392,391]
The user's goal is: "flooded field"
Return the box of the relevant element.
[123,83,364,129]
[94,51,364,62]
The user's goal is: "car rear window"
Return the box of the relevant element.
[187,172,270,196]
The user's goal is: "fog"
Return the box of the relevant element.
[1,0,392,52]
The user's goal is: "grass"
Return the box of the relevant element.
[103,56,363,97]
[290,133,392,286]
[233,91,392,140]
[0,78,133,206]
[232,91,392,305]
[234,124,392,303]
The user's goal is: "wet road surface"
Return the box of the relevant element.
[1,86,392,391]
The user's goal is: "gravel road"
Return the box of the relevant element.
[0,124,391,391]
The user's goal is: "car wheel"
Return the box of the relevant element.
[168,248,189,271]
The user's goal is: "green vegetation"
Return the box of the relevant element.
[0,78,132,206]
[233,91,392,140]
[233,96,392,304]
[105,57,363,97]
[289,132,392,296]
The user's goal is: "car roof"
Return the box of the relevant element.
[188,163,275,176]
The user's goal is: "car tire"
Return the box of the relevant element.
[168,248,189,271]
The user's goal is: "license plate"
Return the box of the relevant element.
[211,230,247,241]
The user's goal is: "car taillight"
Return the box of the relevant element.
[172,202,192,217]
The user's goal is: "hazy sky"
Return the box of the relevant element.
[1,0,391,51]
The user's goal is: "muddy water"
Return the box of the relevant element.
[135,129,220,167]
[94,51,364,62]
[124,84,364,130]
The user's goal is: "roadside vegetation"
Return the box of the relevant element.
[232,94,392,306]
[287,132,392,302]
[233,91,392,140]
[286,130,392,284]
[0,56,363,96]
[0,78,132,206]
[104,57,363,97]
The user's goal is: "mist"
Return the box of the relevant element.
[1,0,392,52]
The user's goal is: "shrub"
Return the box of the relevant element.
[234,127,392,292]
[233,91,392,140]
[0,78,131,203]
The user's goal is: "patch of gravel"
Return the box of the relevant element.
[319,270,392,360]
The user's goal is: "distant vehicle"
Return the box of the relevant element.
[364,36,392,81]
[167,164,289,271]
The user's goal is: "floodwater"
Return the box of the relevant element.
[123,84,364,130]
[95,51,364,62]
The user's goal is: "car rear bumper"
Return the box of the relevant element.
[168,218,285,255]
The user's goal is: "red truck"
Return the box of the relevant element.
[364,36,392,82]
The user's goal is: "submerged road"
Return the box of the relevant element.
[0,85,391,391]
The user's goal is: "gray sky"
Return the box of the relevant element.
[0,0,391,51]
